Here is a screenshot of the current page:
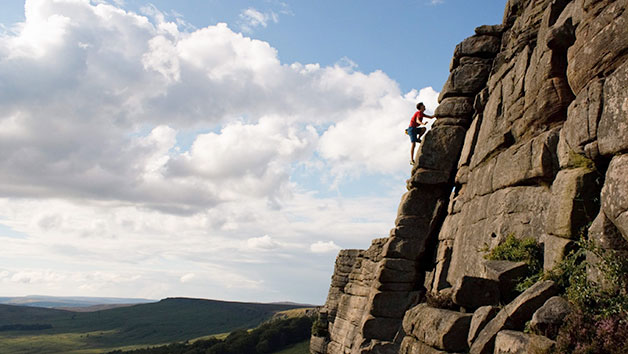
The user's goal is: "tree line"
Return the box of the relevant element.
[108,315,313,354]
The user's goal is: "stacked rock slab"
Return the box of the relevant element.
[312,0,628,353]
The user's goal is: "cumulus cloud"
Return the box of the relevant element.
[0,0,429,214]
[0,0,440,303]
[246,235,282,250]
[310,241,341,254]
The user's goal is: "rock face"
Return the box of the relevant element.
[312,0,628,353]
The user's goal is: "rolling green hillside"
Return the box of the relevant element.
[0,298,308,353]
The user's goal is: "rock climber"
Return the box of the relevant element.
[407,102,435,165]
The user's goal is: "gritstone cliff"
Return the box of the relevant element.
[311,0,628,353]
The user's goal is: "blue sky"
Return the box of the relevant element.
[0,0,506,304]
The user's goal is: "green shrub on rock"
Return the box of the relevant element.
[483,234,543,292]
[547,238,628,354]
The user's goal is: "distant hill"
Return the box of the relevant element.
[0,295,155,309]
[0,297,311,353]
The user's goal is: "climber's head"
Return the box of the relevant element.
[416,102,425,111]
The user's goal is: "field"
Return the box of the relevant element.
[274,340,310,354]
[0,298,308,353]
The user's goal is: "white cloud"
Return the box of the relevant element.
[310,241,341,254]
[239,7,279,33]
[246,235,282,250]
[0,0,440,303]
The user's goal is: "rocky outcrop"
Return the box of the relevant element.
[312,0,628,352]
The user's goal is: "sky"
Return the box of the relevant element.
[0,0,506,305]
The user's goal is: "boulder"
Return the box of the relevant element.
[310,335,328,354]
[376,258,417,284]
[598,60,628,156]
[414,126,467,175]
[561,78,604,162]
[407,168,451,186]
[530,296,572,339]
[399,337,450,354]
[545,167,601,238]
[455,35,502,58]
[494,330,555,354]
[491,129,560,191]
[587,210,628,289]
[452,276,500,310]
[361,315,401,341]
[540,234,574,272]
[601,154,628,240]
[468,306,499,347]
[397,186,449,219]
[368,290,422,319]
[434,97,475,119]
[439,58,493,101]
[382,236,426,261]
[483,260,529,302]
[469,280,558,354]
[403,303,472,352]
[432,118,470,128]
[475,24,505,36]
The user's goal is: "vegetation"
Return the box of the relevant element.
[483,233,543,292]
[0,323,53,331]
[310,316,327,337]
[484,232,628,353]
[0,298,308,353]
[547,239,628,354]
[107,315,313,354]
[272,340,309,354]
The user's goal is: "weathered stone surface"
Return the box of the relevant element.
[399,337,450,354]
[475,24,505,36]
[444,185,552,289]
[545,167,601,238]
[567,0,628,95]
[310,335,328,354]
[458,115,482,168]
[368,290,422,319]
[530,296,571,339]
[540,234,574,272]
[403,303,472,352]
[414,126,467,175]
[598,60,628,156]
[434,97,474,118]
[470,281,558,354]
[407,168,451,186]
[491,129,560,191]
[468,305,499,347]
[589,210,628,251]
[397,186,448,219]
[456,35,502,58]
[494,330,555,354]
[361,315,401,341]
[601,154,628,240]
[381,236,424,261]
[359,340,398,354]
[313,1,628,352]
[432,118,470,128]
[483,260,528,302]
[561,78,604,162]
[439,60,492,101]
[451,276,500,310]
[376,259,417,283]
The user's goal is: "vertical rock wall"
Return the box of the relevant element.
[312,0,628,353]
